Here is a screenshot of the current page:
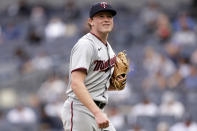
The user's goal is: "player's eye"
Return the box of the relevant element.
[107,15,113,18]
[99,15,104,18]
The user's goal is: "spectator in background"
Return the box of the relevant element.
[31,51,53,71]
[168,54,191,88]
[27,27,43,45]
[63,0,80,22]
[185,64,197,88]
[129,97,158,117]
[143,46,176,77]
[27,6,46,45]
[143,46,161,76]
[30,6,46,27]
[159,91,185,119]
[164,43,181,66]
[2,22,21,40]
[39,104,63,131]
[143,71,167,89]
[156,13,171,42]
[64,23,77,37]
[173,12,196,31]
[37,74,65,130]
[158,55,176,78]
[44,100,63,118]
[37,74,65,104]
[140,1,161,33]
[6,104,37,124]
[14,47,32,74]
[45,17,67,40]
[169,117,197,131]
[143,47,163,89]
[143,46,176,89]
[171,28,196,46]
[172,12,196,46]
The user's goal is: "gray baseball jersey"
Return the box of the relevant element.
[66,32,116,104]
[61,33,117,131]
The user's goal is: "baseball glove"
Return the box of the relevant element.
[111,51,129,90]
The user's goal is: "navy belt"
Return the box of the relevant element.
[94,100,106,109]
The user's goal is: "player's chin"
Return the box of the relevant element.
[102,28,113,33]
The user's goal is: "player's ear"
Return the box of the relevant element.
[88,18,94,26]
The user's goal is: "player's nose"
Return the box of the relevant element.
[103,16,111,21]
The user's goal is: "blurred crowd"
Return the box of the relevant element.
[0,0,197,131]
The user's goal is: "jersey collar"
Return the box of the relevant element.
[90,32,108,46]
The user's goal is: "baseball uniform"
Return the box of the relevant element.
[61,32,116,131]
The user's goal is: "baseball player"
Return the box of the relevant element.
[61,2,124,131]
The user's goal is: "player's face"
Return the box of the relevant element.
[90,12,114,34]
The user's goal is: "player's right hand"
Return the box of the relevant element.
[94,111,109,128]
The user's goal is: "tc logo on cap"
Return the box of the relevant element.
[100,2,108,8]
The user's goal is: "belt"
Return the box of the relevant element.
[94,100,106,109]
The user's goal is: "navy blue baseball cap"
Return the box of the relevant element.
[89,2,117,18]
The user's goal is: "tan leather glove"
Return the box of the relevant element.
[110,51,129,90]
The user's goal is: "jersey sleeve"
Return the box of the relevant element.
[70,39,94,73]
